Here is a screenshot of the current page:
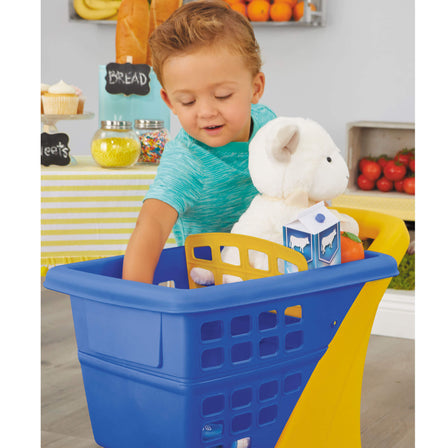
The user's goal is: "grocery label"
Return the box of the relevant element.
[41,132,70,166]
[287,229,314,264]
[105,63,151,96]
[318,224,339,264]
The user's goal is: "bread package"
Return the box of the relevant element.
[147,0,183,65]
[115,0,150,64]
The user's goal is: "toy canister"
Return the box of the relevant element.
[91,120,140,168]
[134,119,169,164]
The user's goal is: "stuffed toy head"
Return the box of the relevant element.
[249,117,349,204]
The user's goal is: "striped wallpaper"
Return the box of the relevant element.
[41,156,176,275]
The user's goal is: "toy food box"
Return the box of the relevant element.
[283,201,341,272]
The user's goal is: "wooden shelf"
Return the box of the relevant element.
[339,120,415,221]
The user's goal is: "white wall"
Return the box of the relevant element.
[41,0,414,157]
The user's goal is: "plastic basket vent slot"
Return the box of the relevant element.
[231,342,252,363]
[232,388,252,410]
[247,249,269,271]
[259,336,279,358]
[201,347,224,369]
[258,405,278,426]
[232,412,252,433]
[285,305,302,323]
[284,372,302,394]
[220,245,241,266]
[285,331,304,351]
[201,320,223,341]
[259,380,279,402]
[259,311,277,330]
[231,315,251,336]
[202,394,225,417]
[194,245,212,260]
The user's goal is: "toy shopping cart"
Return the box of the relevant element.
[44,207,409,448]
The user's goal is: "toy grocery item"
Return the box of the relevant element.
[115,0,150,64]
[115,0,181,65]
[283,201,341,271]
[147,0,183,65]
[73,0,120,21]
[134,119,169,164]
[41,81,87,116]
[232,0,319,24]
[357,148,415,195]
[42,80,79,115]
[340,231,365,263]
[191,116,358,285]
[91,120,140,168]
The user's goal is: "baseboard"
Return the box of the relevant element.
[371,289,415,339]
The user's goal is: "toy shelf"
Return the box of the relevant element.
[332,121,415,339]
[68,0,327,27]
[332,190,414,222]
[333,121,415,222]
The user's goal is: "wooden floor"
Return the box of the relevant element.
[41,282,414,448]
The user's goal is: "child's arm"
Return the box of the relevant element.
[122,199,178,284]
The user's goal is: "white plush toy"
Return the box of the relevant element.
[191,117,359,285]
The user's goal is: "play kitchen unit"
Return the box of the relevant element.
[332,121,415,338]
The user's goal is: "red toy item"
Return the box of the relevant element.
[376,176,394,192]
[357,174,375,191]
[360,159,381,181]
[383,160,407,182]
[403,176,415,195]
[356,148,415,193]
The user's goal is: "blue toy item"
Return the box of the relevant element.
[98,65,170,129]
[44,208,404,448]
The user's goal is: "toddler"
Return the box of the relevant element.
[123,0,276,283]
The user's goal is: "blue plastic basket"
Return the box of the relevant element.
[44,246,398,448]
